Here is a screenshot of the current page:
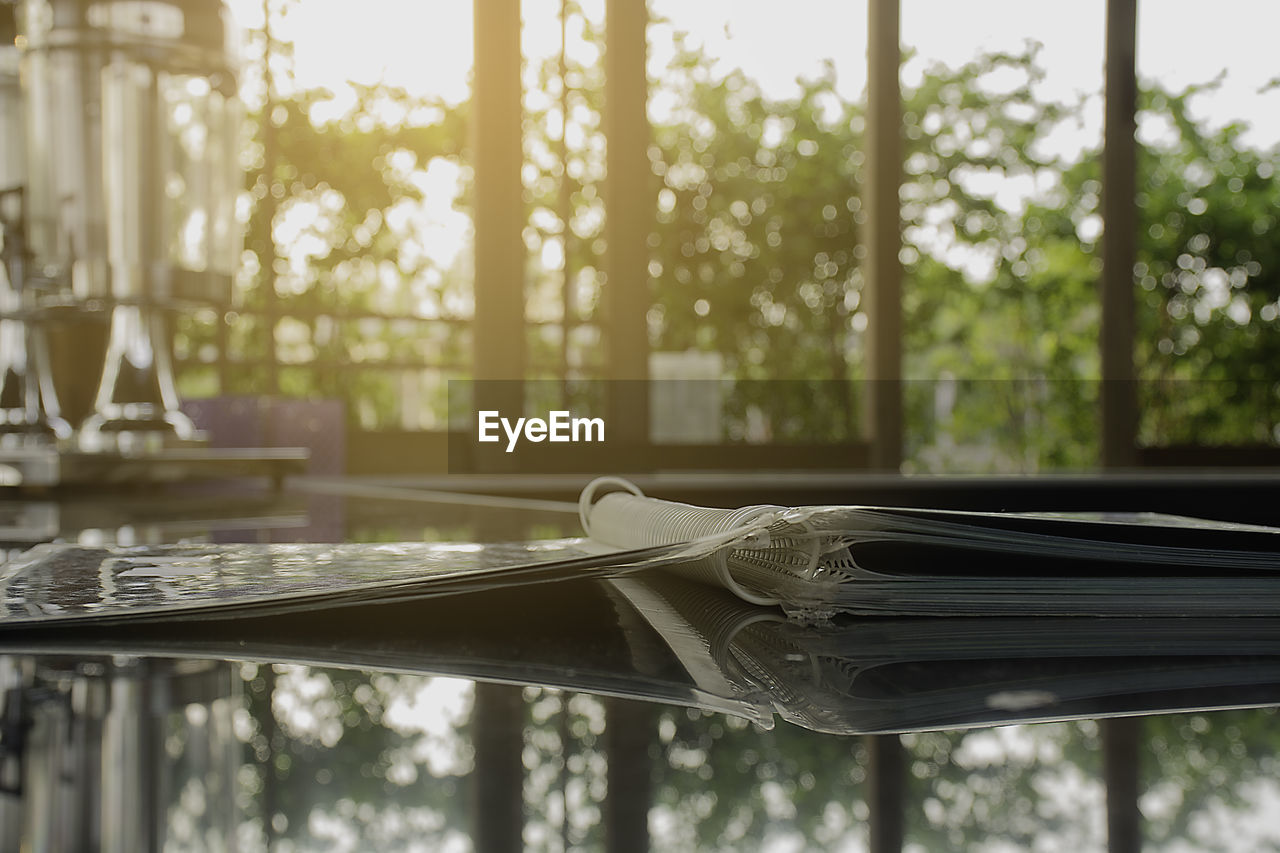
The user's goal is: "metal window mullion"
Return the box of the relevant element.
[1100,0,1139,468]
[863,0,904,471]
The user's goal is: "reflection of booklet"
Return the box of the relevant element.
[0,576,774,726]
[6,574,1280,736]
[618,574,1280,733]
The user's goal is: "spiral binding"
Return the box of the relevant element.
[579,477,845,606]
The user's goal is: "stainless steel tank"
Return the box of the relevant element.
[18,0,242,446]
[1,5,69,441]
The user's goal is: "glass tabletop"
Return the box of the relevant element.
[1,480,1277,851]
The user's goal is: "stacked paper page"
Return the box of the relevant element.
[579,484,1280,618]
[0,539,684,627]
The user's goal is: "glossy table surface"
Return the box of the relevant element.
[1,475,1279,852]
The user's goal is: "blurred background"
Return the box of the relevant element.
[2,4,1280,850]
[6,0,1278,477]
[177,0,1280,475]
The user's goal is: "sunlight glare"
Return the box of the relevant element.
[278,0,473,105]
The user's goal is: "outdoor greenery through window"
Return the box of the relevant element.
[173,0,1280,472]
[240,664,1280,850]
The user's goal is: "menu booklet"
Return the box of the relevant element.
[1,478,1278,627]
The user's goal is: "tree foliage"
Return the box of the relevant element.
[1133,85,1280,446]
[183,10,1280,460]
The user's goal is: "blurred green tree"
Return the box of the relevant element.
[176,0,472,430]
[1132,84,1280,447]
[188,9,1280,464]
[240,665,474,849]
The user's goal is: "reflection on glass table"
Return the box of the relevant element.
[3,570,1280,851]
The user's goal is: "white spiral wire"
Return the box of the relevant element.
[580,477,809,605]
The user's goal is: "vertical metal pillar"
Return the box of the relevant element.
[603,0,650,445]
[471,682,526,853]
[260,666,280,850]
[559,0,575,404]
[1102,717,1143,853]
[470,509,526,852]
[1100,0,1139,468]
[101,674,156,853]
[866,734,904,853]
[472,0,525,472]
[260,0,279,397]
[473,0,526,387]
[603,697,651,853]
[863,0,904,471]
